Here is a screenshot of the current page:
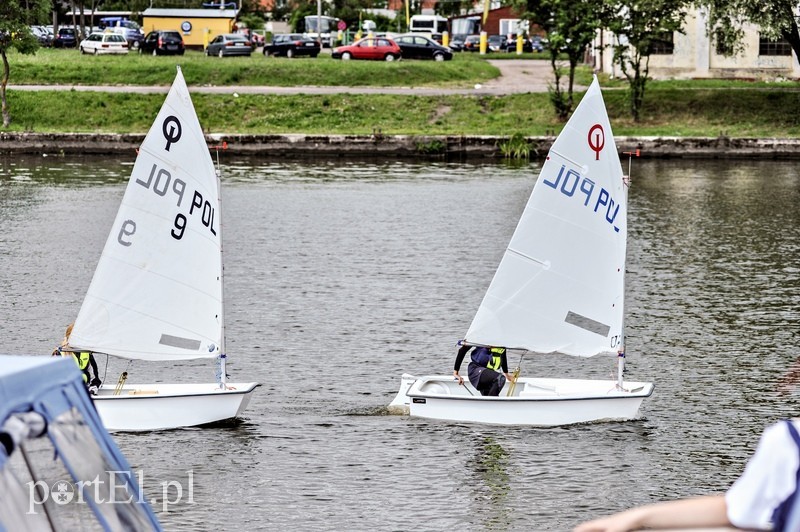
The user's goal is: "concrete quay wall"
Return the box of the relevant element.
[2,132,800,159]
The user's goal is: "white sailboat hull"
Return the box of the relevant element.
[93,382,259,432]
[389,374,653,426]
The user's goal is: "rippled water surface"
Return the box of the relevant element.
[1,155,799,531]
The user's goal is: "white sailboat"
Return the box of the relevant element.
[389,77,653,426]
[64,68,258,432]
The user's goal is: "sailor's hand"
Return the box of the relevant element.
[453,371,463,385]
[504,372,515,382]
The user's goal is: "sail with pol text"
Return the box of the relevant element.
[70,68,223,362]
[465,78,627,357]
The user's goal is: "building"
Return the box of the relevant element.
[594,8,800,80]
[448,6,531,37]
[141,8,239,49]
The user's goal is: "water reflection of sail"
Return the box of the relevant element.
[467,437,512,531]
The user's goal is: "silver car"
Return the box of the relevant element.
[206,33,253,57]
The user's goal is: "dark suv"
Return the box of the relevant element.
[140,30,185,56]
[53,27,78,48]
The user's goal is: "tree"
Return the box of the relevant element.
[99,0,149,12]
[437,0,472,18]
[519,0,604,119]
[289,0,318,32]
[697,0,800,61]
[603,0,689,121]
[1,0,52,128]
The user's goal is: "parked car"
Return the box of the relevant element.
[30,25,53,47]
[206,33,253,57]
[503,35,535,53]
[235,28,264,48]
[331,37,401,61]
[107,20,144,50]
[487,34,505,52]
[393,34,452,61]
[79,32,129,55]
[530,35,544,52]
[263,33,320,58]
[448,34,466,52]
[462,34,483,52]
[140,30,185,56]
[53,27,78,48]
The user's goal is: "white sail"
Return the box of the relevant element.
[70,68,222,361]
[465,76,627,357]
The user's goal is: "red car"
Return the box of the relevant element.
[331,37,401,61]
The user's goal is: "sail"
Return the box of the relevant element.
[70,68,222,361]
[465,77,627,357]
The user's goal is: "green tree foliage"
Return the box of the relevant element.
[1,0,52,128]
[519,0,604,120]
[330,0,396,33]
[239,13,267,33]
[603,0,689,121]
[698,0,800,60]
[436,0,472,18]
[289,0,319,32]
[101,0,155,11]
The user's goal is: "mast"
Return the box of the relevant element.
[618,149,639,390]
[214,144,227,389]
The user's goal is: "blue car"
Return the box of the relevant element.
[53,27,77,48]
[107,20,144,50]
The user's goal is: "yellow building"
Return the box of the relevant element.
[141,8,239,49]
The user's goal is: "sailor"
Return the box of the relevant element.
[52,323,102,395]
[574,418,800,532]
[453,344,514,396]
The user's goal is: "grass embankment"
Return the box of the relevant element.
[4,48,800,137]
[9,48,499,87]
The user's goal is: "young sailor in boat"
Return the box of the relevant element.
[453,344,514,396]
[52,323,102,395]
[574,418,800,532]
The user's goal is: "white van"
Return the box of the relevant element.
[409,15,447,38]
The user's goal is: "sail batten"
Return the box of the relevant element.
[70,68,222,362]
[506,247,549,267]
[464,77,626,358]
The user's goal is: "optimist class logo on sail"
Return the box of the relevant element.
[117,116,218,247]
[542,123,621,233]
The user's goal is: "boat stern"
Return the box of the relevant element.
[387,373,417,414]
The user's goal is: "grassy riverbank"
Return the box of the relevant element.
[4,48,800,137]
[8,88,800,137]
[7,48,500,87]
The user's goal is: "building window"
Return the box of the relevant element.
[499,19,527,37]
[759,34,792,56]
[649,32,674,55]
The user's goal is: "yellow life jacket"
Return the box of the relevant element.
[72,351,91,382]
[487,347,505,371]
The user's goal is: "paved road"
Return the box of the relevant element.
[9,59,574,96]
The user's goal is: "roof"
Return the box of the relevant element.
[0,355,163,529]
[142,8,239,18]
[0,356,80,422]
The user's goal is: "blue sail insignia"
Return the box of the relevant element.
[542,164,621,232]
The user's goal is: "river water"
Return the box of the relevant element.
[1,155,799,531]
